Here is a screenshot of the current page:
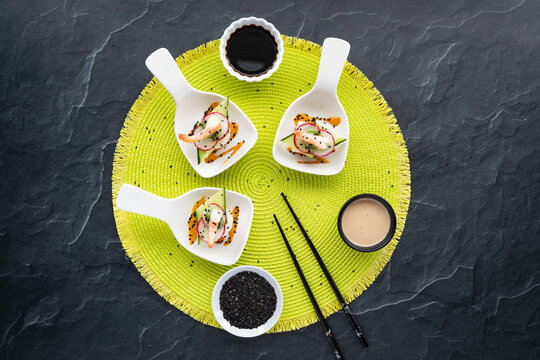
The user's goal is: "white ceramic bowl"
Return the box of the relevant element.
[212,266,283,337]
[219,17,284,82]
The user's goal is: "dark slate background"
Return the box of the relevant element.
[1,0,539,359]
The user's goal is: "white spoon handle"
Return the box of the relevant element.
[116,184,173,223]
[145,48,195,103]
[313,38,350,95]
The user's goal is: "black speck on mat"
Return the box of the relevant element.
[220,271,277,329]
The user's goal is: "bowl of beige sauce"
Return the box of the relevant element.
[337,194,396,252]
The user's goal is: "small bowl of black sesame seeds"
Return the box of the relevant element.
[212,265,283,337]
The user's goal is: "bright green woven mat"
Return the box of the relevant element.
[112,36,410,332]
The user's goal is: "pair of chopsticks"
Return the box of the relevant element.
[274,193,368,359]
[274,214,344,359]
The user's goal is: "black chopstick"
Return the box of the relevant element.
[273,214,345,360]
[281,193,369,348]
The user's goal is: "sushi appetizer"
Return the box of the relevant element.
[187,188,239,248]
[280,113,347,164]
[178,98,245,165]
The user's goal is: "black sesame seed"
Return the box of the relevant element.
[220,271,277,329]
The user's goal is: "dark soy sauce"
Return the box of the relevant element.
[225,25,277,76]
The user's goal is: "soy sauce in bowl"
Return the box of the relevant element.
[225,25,278,76]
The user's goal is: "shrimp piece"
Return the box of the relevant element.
[294,130,331,149]
[207,208,223,248]
[179,118,221,143]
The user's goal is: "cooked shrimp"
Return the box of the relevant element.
[207,208,223,248]
[294,130,331,149]
[179,118,221,143]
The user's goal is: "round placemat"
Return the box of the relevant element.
[112,36,410,332]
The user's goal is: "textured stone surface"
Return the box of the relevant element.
[1,0,539,359]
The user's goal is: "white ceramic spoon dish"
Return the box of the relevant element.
[212,265,283,337]
[145,48,258,178]
[272,38,350,175]
[116,185,254,266]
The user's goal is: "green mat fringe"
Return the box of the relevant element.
[112,36,410,332]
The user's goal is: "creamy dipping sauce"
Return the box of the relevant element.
[341,198,391,247]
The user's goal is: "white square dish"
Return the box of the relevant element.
[272,38,350,176]
[145,48,258,178]
[116,185,254,266]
